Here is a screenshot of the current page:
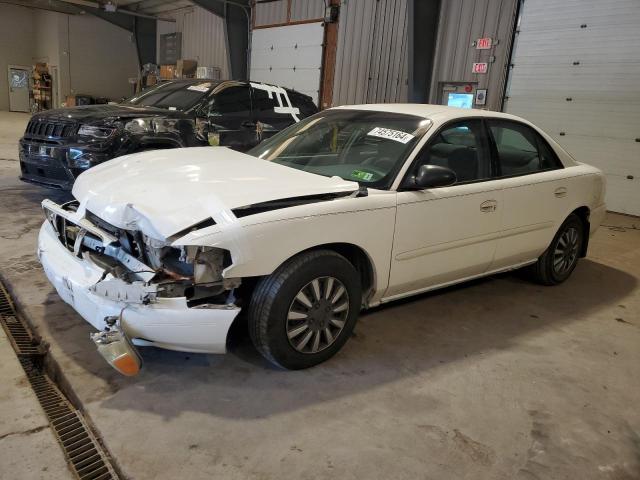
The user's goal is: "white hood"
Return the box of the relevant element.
[73,147,358,239]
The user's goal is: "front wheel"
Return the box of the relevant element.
[528,214,584,285]
[248,250,362,369]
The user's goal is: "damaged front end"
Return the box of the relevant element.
[41,199,240,375]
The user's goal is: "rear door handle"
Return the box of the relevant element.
[554,187,568,198]
[480,200,498,212]
[241,120,256,128]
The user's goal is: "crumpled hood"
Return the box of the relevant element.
[72,147,358,239]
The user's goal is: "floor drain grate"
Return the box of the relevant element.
[0,281,119,480]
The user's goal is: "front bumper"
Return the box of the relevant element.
[37,221,240,353]
[19,141,112,190]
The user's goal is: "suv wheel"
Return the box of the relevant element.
[248,250,362,369]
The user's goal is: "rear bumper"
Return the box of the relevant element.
[37,221,240,353]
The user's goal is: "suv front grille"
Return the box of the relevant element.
[25,119,78,139]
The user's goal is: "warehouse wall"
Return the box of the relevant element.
[0,6,139,110]
[332,0,409,106]
[0,4,35,111]
[168,6,230,79]
[428,0,518,111]
[66,14,138,100]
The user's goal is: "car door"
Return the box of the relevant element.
[385,119,504,299]
[207,83,257,151]
[487,120,570,269]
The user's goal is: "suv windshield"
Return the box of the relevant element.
[123,81,216,111]
[248,110,431,189]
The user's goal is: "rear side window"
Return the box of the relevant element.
[210,85,251,115]
[489,120,562,177]
[287,91,318,118]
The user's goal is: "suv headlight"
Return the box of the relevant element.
[78,125,116,138]
[124,117,178,135]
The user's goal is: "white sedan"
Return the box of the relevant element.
[37,104,606,374]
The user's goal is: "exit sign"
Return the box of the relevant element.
[472,62,488,74]
[476,37,492,49]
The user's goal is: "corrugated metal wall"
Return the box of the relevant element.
[332,0,409,106]
[254,0,288,26]
[290,0,325,22]
[428,0,518,111]
[171,6,230,78]
[254,0,324,27]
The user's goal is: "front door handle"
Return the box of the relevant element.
[554,187,568,198]
[480,200,498,212]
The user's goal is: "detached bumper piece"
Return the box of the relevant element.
[91,318,142,376]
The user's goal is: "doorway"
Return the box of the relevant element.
[8,65,30,112]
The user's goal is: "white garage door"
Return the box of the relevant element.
[250,22,324,104]
[504,0,640,216]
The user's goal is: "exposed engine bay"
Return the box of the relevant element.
[43,199,240,308]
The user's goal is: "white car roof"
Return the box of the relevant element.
[333,103,528,124]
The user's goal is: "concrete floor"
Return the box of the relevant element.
[1,111,639,480]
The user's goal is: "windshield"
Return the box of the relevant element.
[123,81,215,111]
[248,110,431,189]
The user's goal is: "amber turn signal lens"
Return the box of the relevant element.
[112,353,141,376]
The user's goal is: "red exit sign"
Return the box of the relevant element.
[476,37,492,49]
[472,62,488,74]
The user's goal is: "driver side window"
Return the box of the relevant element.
[412,120,491,184]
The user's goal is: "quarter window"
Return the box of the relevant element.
[489,121,562,177]
[411,119,491,184]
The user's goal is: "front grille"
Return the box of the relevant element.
[25,119,78,139]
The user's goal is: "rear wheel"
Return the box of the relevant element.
[248,250,361,369]
[528,214,584,285]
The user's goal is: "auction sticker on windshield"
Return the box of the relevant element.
[187,83,211,92]
[367,127,414,144]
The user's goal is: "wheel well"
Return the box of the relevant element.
[571,206,590,257]
[304,243,375,301]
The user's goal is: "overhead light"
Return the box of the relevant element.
[104,1,117,12]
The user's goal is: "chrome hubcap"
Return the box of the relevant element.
[286,276,349,354]
[553,226,579,275]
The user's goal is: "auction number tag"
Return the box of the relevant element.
[187,83,211,92]
[367,127,414,144]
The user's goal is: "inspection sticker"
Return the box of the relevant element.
[351,169,375,181]
[367,127,414,144]
[187,82,211,92]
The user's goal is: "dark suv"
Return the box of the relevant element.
[19,80,317,190]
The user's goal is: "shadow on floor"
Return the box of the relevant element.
[40,257,636,420]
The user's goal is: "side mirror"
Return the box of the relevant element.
[402,164,457,190]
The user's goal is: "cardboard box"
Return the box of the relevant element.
[176,59,197,78]
[160,65,176,80]
[65,95,76,107]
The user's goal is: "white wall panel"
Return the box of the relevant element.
[172,6,230,79]
[504,0,640,215]
[250,22,323,102]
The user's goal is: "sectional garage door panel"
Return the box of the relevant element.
[504,0,640,215]
[250,23,323,103]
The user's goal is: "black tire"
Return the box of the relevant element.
[248,250,362,369]
[527,214,584,285]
